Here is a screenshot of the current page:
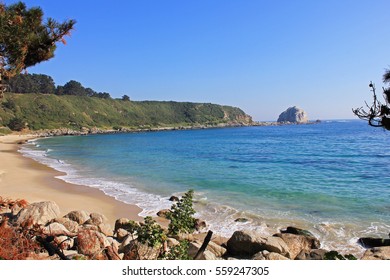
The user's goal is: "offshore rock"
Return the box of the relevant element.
[277,106,308,123]
[358,237,390,248]
[281,226,315,238]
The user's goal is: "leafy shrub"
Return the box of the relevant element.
[2,98,17,111]
[159,240,191,260]
[7,116,26,131]
[167,190,196,235]
[128,217,166,248]
[0,127,12,135]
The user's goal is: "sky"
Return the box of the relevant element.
[4,0,390,121]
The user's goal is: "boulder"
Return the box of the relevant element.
[295,249,328,260]
[358,237,390,248]
[281,226,315,238]
[277,106,308,123]
[122,240,160,260]
[227,230,289,257]
[16,201,60,227]
[274,233,320,259]
[116,228,129,242]
[42,222,73,236]
[207,241,227,258]
[227,231,264,256]
[64,210,90,224]
[188,241,219,260]
[84,213,113,236]
[98,223,113,237]
[76,229,110,259]
[262,236,290,257]
[53,217,79,233]
[361,246,390,260]
[87,212,109,225]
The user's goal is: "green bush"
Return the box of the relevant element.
[128,217,166,248]
[7,117,26,131]
[159,240,191,260]
[0,127,12,135]
[167,190,196,236]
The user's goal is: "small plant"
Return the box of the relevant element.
[127,217,166,248]
[7,116,26,131]
[159,240,191,260]
[166,190,196,236]
[138,216,166,248]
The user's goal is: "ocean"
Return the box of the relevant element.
[20,120,390,256]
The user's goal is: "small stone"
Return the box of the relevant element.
[234,218,249,223]
[169,196,179,202]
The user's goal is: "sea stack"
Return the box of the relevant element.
[277,106,308,123]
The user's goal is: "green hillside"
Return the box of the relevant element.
[0,93,252,132]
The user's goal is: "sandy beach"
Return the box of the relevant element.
[0,134,143,226]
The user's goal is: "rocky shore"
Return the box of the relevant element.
[5,120,322,139]
[1,198,388,260]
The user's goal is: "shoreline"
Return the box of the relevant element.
[0,134,143,227]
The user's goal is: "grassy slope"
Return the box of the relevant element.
[0,93,252,131]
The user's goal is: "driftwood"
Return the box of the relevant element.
[194,230,213,260]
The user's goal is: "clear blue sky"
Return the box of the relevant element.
[6,0,390,121]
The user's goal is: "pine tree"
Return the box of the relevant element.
[0,2,75,80]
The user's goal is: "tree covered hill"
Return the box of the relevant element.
[0,93,252,132]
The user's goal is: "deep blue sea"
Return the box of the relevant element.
[21,120,390,255]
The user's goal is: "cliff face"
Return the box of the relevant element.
[277,106,308,123]
[0,93,252,131]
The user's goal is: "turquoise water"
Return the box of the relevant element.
[21,120,390,255]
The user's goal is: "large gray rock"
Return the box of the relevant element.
[274,233,320,259]
[277,106,308,123]
[227,230,290,258]
[42,222,73,236]
[84,213,113,236]
[64,210,90,225]
[15,201,60,227]
[188,240,226,259]
[53,217,79,233]
[188,241,219,260]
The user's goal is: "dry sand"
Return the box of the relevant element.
[0,134,143,226]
